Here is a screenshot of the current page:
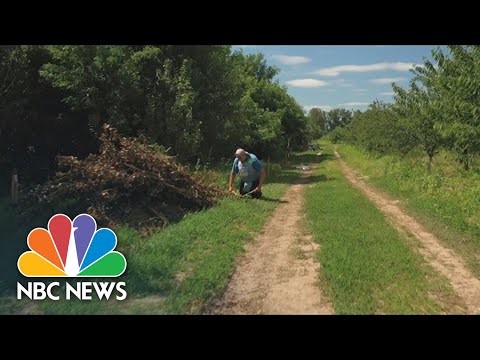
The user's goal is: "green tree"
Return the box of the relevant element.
[41,45,203,160]
[307,107,326,139]
[408,46,480,170]
[326,108,353,131]
[393,81,444,171]
[346,102,412,156]
[1,46,93,181]
[1,45,312,186]
[233,51,307,158]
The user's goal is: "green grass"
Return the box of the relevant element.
[304,145,464,314]
[0,155,309,315]
[334,142,480,279]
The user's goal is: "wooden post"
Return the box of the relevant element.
[11,168,18,203]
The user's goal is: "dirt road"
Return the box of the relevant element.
[334,149,480,313]
[210,172,332,314]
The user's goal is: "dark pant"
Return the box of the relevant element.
[239,179,262,198]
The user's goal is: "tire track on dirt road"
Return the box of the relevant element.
[334,149,480,313]
[209,170,332,315]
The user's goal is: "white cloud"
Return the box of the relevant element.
[272,54,312,65]
[286,78,351,89]
[286,79,328,88]
[353,88,367,93]
[236,45,257,48]
[331,79,353,87]
[369,77,407,84]
[338,102,370,107]
[312,62,415,77]
[303,105,332,112]
[379,91,395,96]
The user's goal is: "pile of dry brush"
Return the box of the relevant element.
[27,125,224,230]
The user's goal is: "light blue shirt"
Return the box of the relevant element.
[232,153,263,182]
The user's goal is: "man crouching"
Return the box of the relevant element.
[228,148,266,198]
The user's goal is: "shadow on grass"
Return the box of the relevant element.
[290,152,335,164]
[269,173,337,185]
[257,197,288,204]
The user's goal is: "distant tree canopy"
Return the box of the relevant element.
[325,108,353,131]
[0,45,317,183]
[306,108,326,139]
[325,45,480,171]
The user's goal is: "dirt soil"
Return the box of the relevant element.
[209,171,332,315]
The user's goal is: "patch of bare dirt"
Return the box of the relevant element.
[209,172,332,315]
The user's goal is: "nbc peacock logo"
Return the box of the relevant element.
[18,214,127,277]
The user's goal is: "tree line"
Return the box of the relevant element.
[0,45,320,187]
[323,46,480,171]
[306,107,353,136]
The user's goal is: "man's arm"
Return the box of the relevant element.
[229,159,238,192]
[229,172,236,192]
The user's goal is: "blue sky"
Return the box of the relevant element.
[232,45,445,112]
